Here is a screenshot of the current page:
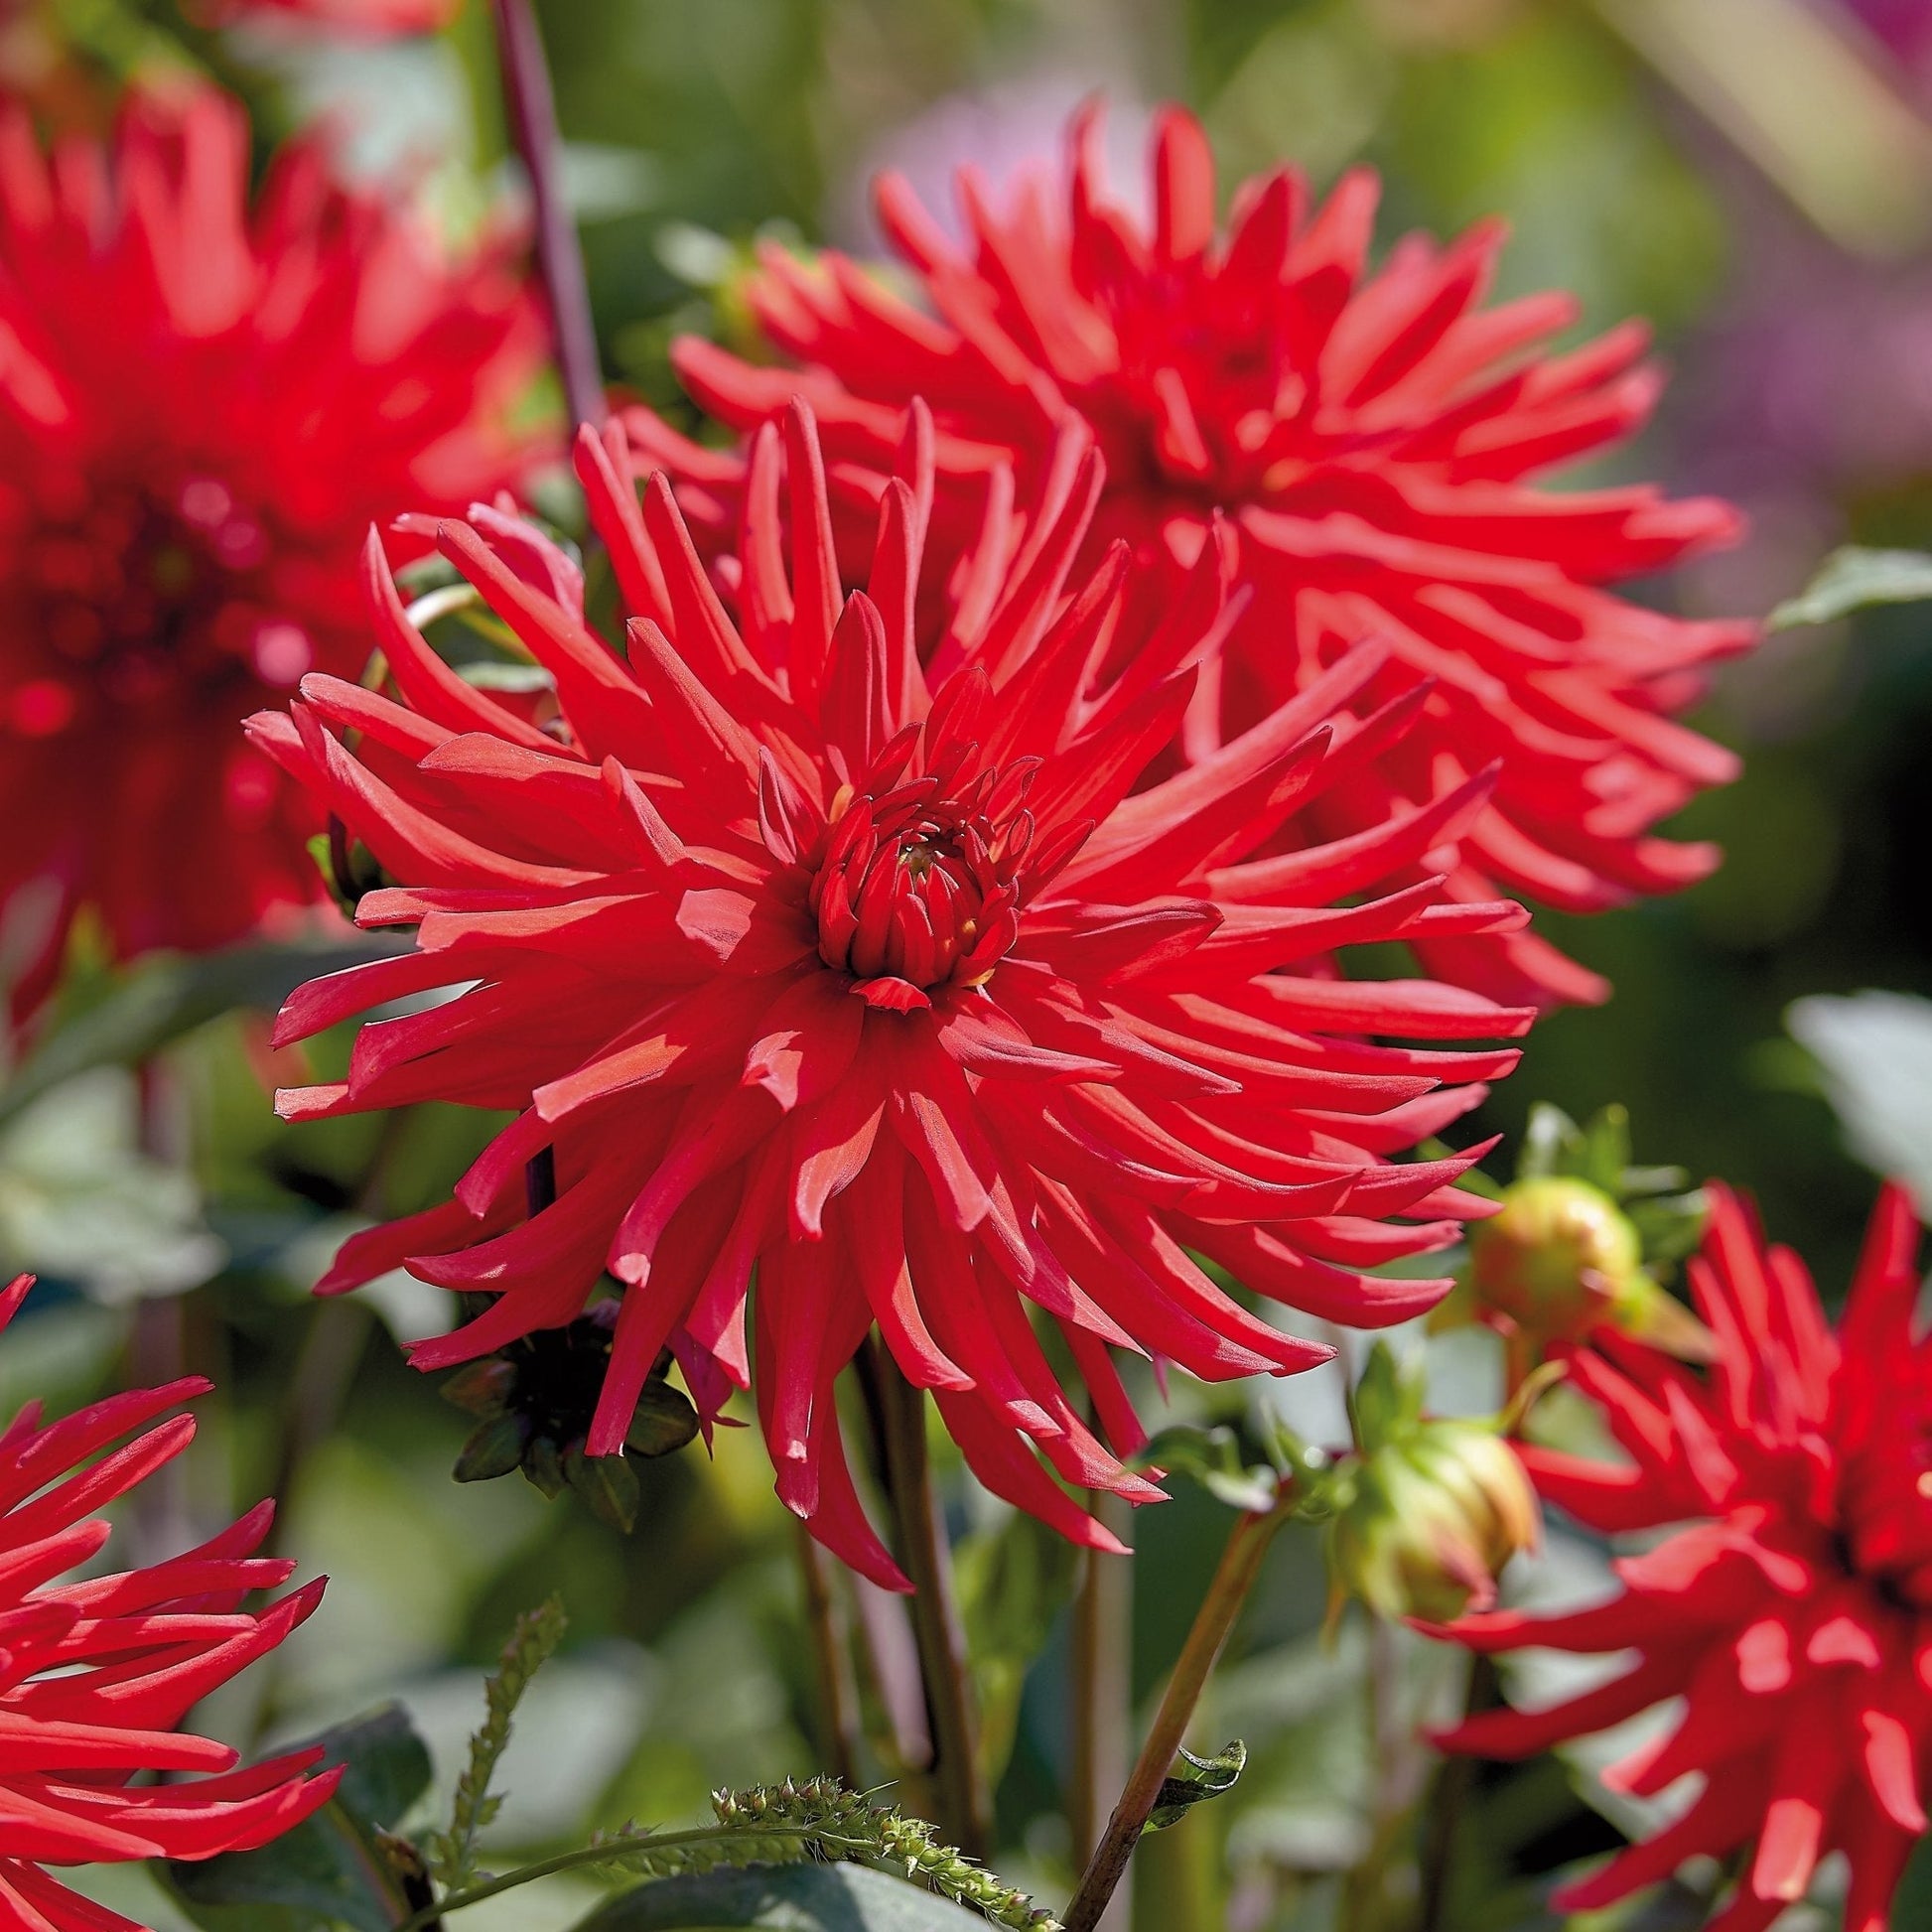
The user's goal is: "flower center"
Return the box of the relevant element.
[808,773,1025,994]
[10,470,306,739]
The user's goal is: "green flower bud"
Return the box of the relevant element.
[1468,1175,1641,1340]
[1465,1174,1718,1362]
[437,1300,703,1520]
[1324,1346,1542,1628]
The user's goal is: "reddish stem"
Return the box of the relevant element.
[491,0,604,432]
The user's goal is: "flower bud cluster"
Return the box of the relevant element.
[442,1302,699,1531]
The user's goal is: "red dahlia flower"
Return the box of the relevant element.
[0,86,541,1018]
[644,102,1752,1009]
[1438,1183,1932,1932]
[252,402,1532,1581]
[0,1274,337,1930]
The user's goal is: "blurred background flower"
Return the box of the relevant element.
[0,83,545,1021]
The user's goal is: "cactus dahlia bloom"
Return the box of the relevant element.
[647,102,1752,1009]
[1438,1183,1932,1932]
[0,86,542,1020]
[0,1274,338,1929]
[251,402,1532,1582]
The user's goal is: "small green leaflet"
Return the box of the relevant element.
[1134,1424,1279,1514]
[1768,545,1932,629]
[1147,1739,1248,1832]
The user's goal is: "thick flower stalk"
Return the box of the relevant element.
[0,85,542,1018]
[638,102,1752,1008]
[0,1274,338,1930]
[254,400,1531,1581]
[1436,1182,1932,1932]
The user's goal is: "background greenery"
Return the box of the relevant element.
[9,1,1932,1926]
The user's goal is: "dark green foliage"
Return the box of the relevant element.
[567,1863,997,1930]
[442,1307,700,1530]
[164,1706,434,1932]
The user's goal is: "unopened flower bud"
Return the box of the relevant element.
[439,1304,699,1516]
[1469,1175,1640,1339]
[1324,1347,1542,1628]
[1465,1174,1718,1363]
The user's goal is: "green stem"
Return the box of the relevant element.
[1063,1500,1284,1932]
[1338,1615,1410,1932]
[871,1348,988,1860]
[392,1826,835,1931]
[795,1520,863,1786]
[1068,1492,1133,1930]
[1416,1651,1498,1932]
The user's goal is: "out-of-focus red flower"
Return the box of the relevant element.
[251,401,1533,1582]
[0,1273,337,1930]
[0,85,543,1019]
[1437,1182,1932,1932]
[192,0,458,34]
[642,103,1753,1010]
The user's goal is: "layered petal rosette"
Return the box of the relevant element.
[0,1275,337,1931]
[1438,1183,1932,1932]
[0,85,542,1017]
[640,102,1752,1009]
[253,401,1532,1581]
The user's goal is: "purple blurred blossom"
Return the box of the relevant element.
[1846,0,1932,69]
[830,74,1153,255]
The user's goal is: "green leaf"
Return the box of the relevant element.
[625,1377,702,1456]
[1134,1424,1278,1514]
[1345,1341,1420,1451]
[1768,544,1932,629]
[0,939,394,1130]
[1516,1102,1579,1181]
[1579,1104,1632,1196]
[162,1704,434,1932]
[454,1414,530,1482]
[1788,990,1932,1205]
[567,1445,641,1532]
[1887,1829,1932,1932]
[566,1863,999,1930]
[953,1507,1078,1788]
[1625,1190,1710,1269]
[1147,1739,1248,1832]
[425,1594,569,1890]
[458,656,556,692]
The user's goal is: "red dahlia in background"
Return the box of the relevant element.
[0,1274,337,1930]
[0,85,542,1019]
[1439,1183,1932,1932]
[641,103,1752,1009]
[253,400,1531,1581]
[193,0,457,32]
